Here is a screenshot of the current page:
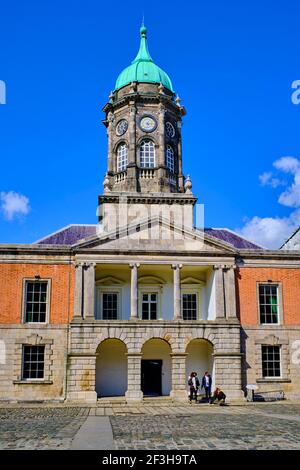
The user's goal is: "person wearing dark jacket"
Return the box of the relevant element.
[188,372,200,403]
[201,371,212,402]
[210,387,226,405]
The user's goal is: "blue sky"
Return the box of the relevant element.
[0,0,300,248]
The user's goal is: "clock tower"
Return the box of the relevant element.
[99,25,197,229]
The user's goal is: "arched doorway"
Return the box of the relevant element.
[96,339,127,397]
[185,339,214,392]
[141,338,172,396]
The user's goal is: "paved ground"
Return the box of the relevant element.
[1,403,300,449]
[0,407,89,450]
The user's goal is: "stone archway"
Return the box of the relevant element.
[185,339,214,393]
[96,338,127,397]
[141,338,172,396]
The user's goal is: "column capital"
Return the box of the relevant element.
[213,264,225,270]
[224,264,236,271]
[129,263,140,269]
[84,262,96,269]
[171,263,183,270]
[74,262,84,269]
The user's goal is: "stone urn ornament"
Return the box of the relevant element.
[185,175,192,194]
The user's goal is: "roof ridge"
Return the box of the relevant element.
[280,225,300,249]
[206,227,263,249]
[33,224,97,244]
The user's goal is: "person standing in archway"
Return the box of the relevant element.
[201,371,212,402]
[188,372,199,403]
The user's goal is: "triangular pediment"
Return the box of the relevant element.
[73,216,236,254]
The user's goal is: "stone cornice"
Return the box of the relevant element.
[103,92,182,116]
[0,245,72,256]
[237,251,300,261]
[98,193,197,206]
[70,319,241,327]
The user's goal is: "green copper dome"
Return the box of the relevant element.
[115,26,174,92]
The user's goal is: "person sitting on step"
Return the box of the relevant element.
[210,387,226,405]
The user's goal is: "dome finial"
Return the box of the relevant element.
[114,24,174,92]
[140,15,147,38]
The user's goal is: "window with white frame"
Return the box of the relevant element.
[139,140,155,168]
[182,292,198,320]
[141,293,158,320]
[259,284,279,324]
[24,280,49,323]
[22,345,45,379]
[261,345,281,378]
[117,143,128,172]
[166,145,175,172]
[101,292,119,320]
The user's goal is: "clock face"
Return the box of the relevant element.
[116,119,128,136]
[140,115,157,132]
[165,121,175,138]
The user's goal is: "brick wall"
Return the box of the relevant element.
[0,263,75,324]
[237,267,300,326]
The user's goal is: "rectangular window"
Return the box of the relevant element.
[262,345,281,378]
[259,284,279,324]
[24,281,48,323]
[22,345,45,380]
[182,293,197,320]
[142,293,157,320]
[102,293,118,320]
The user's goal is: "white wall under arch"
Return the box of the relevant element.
[185,339,214,392]
[96,339,127,397]
[141,339,172,396]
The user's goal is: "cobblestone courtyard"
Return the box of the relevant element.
[1,404,300,450]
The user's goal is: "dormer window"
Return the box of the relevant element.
[140,140,155,168]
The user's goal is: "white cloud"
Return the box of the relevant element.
[259,171,284,188]
[273,157,300,208]
[0,191,30,220]
[237,211,300,249]
[236,157,300,249]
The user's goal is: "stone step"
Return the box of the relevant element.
[96,396,177,407]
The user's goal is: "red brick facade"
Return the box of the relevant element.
[0,263,74,324]
[237,267,300,326]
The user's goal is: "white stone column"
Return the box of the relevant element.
[130,263,140,319]
[213,354,243,400]
[125,353,143,402]
[170,353,188,400]
[224,265,237,319]
[107,111,115,173]
[66,354,97,403]
[172,264,182,320]
[158,104,165,167]
[74,263,83,319]
[214,265,226,319]
[128,104,136,165]
[177,121,184,191]
[83,262,96,320]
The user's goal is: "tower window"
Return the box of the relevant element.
[166,145,175,173]
[117,143,128,172]
[140,140,155,168]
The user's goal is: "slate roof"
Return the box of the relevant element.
[35,224,262,250]
[204,228,261,250]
